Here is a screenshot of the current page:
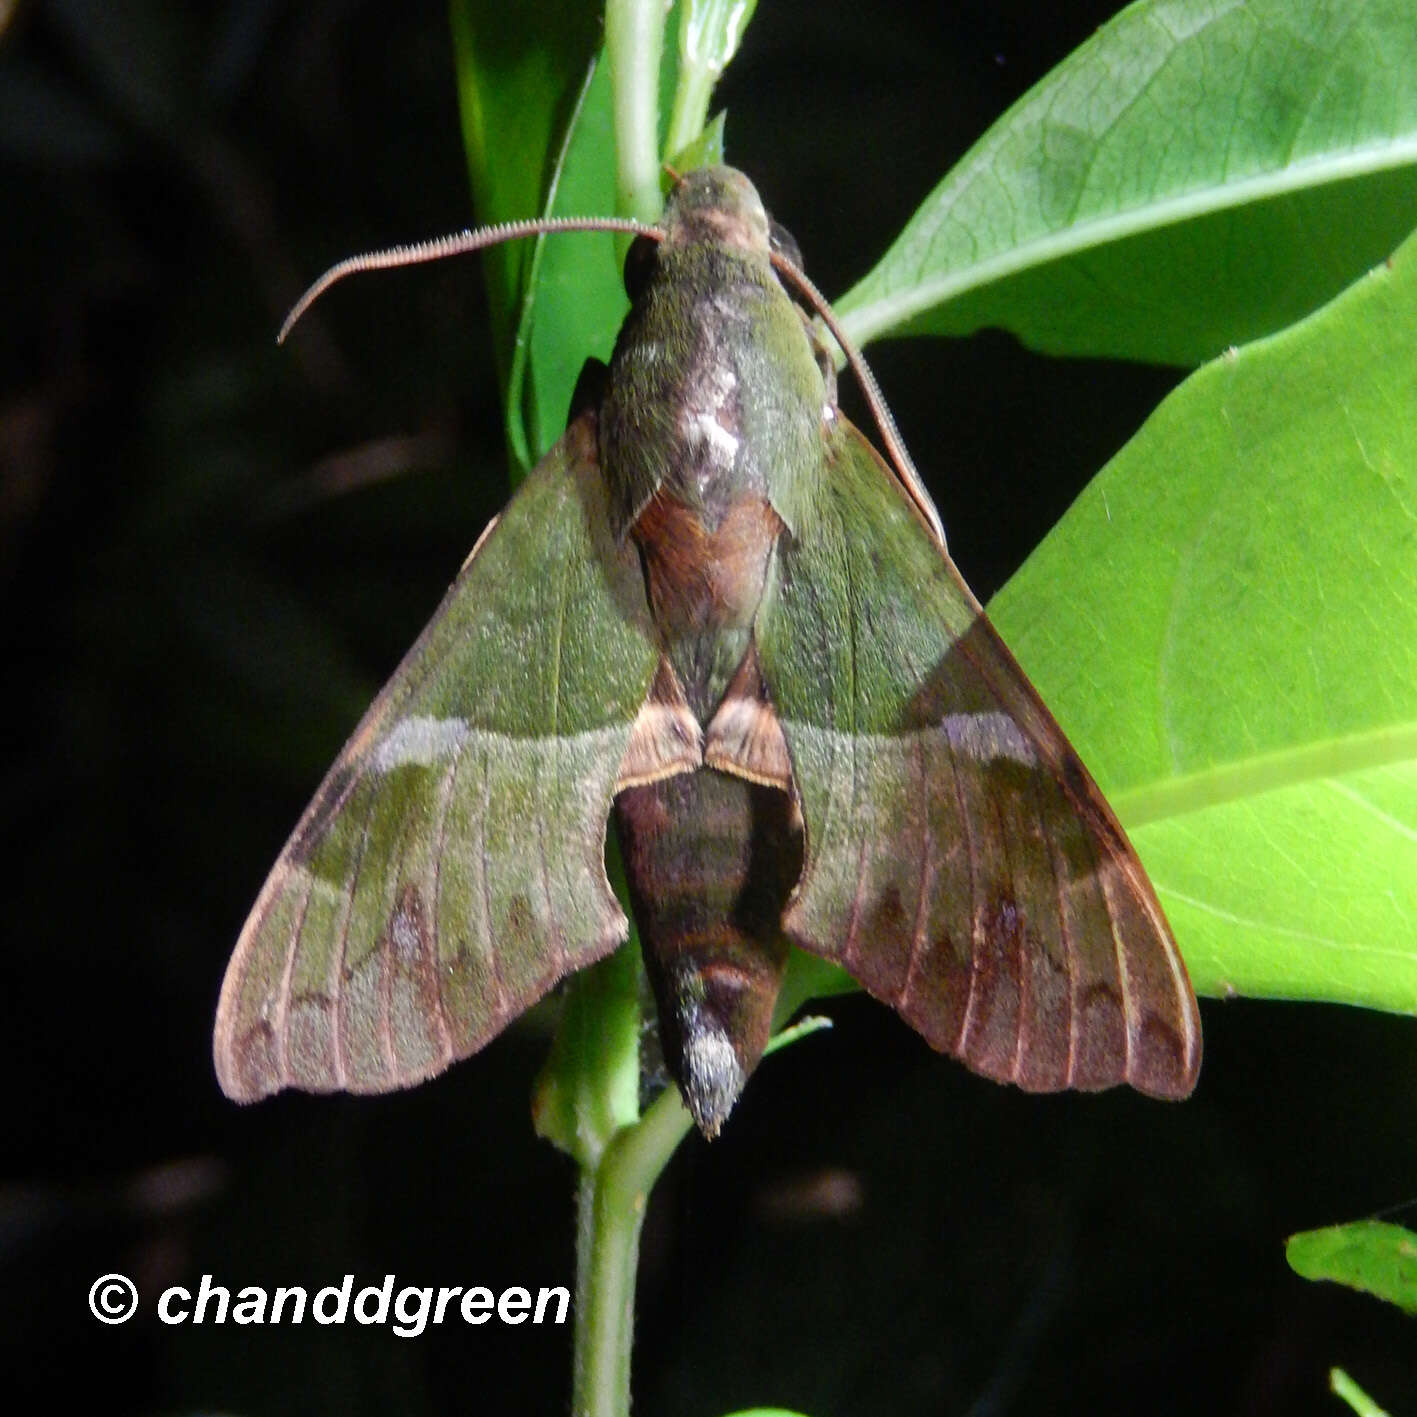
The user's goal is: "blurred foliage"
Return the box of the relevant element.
[3,2,1416,1415]
[1288,1221,1417,1317]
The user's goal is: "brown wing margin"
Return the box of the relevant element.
[753,414,1200,1098]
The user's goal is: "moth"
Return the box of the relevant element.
[215,165,1201,1137]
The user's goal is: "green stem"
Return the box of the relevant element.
[567,1015,828,1415]
[1330,1368,1391,1417]
[572,1086,694,1417]
[604,0,666,223]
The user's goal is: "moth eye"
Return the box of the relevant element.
[767,218,803,273]
[767,217,815,317]
[623,233,660,302]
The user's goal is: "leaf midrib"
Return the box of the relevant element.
[839,137,1417,348]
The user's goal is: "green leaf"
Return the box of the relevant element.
[516,57,627,465]
[837,0,1417,367]
[450,0,603,398]
[991,227,1417,1012]
[1286,1221,1417,1315]
[666,107,726,176]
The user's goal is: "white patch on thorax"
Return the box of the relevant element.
[681,359,740,469]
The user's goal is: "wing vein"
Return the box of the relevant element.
[332,794,377,1089]
[1141,862,1201,1078]
[478,748,508,1018]
[535,755,559,964]
[274,867,318,1086]
[1100,866,1136,1077]
[843,489,865,968]
[900,729,933,1012]
[426,736,466,1066]
[377,796,418,1082]
[1045,808,1080,1089]
[1022,770,1068,1084]
[845,832,872,967]
[540,531,573,958]
[951,737,983,1055]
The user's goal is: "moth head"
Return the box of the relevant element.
[662,165,771,257]
[767,218,803,274]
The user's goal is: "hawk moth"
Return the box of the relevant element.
[215,166,1201,1136]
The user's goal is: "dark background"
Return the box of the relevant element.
[4,2,1415,1413]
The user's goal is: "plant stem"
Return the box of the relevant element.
[604,0,666,223]
[567,1014,827,1416]
[572,1086,694,1417]
[1330,1368,1391,1417]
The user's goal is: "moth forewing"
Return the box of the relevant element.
[214,412,662,1102]
[754,414,1200,1100]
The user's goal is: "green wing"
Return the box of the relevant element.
[755,416,1201,1098]
[215,414,660,1101]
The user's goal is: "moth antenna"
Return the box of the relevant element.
[279,216,664,344]
[770,250,947,549]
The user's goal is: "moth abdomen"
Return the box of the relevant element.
[614,767,800,1137]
